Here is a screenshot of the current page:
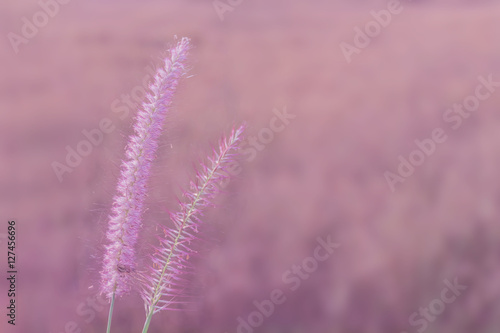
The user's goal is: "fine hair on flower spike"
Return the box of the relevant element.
[139,125,245,331]
[100,37,191,299]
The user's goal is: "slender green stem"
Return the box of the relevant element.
[142,311,154,333]
[106,292,116,333]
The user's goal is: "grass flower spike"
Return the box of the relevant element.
[101,37,190,300]
[140,125,245,332]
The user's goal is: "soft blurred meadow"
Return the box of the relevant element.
[2,0,500,332]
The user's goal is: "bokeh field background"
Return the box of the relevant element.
[2,0,500,332]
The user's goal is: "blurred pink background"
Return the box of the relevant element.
[2,0,500,332]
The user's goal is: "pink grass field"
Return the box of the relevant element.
[2,0,500,332]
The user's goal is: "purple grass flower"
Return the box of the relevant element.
[101,38,191,298]
[140,125,245,321]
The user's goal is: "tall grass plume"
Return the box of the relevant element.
[139,125,245,332]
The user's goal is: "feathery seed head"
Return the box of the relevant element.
[101,38,191,298]
[140,125,245,314]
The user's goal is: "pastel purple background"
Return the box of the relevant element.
[1,0,500,332]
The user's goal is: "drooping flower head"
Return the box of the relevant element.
[101,38,191,298]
